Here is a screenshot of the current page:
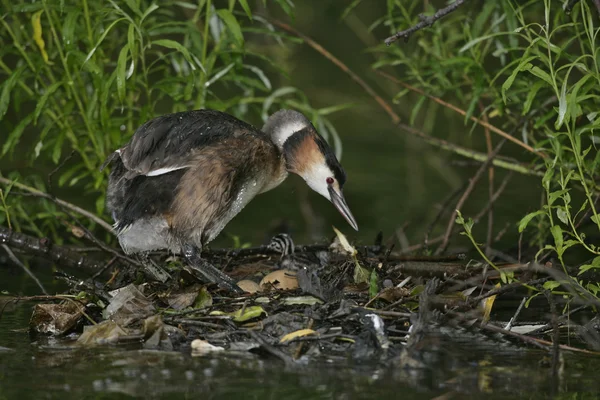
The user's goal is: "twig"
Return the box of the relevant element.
[246,330,295,366]
[436,139,506,255]
[544,290,561,388]
[47,150,75,197]
[468,277,549,305]
[375,70,546,158]
[384,0,467,45]
[480,104,495,254]
[424,181,468,248]
[505,297,527,331]
[394,122,540,176]
[268,19,542,175]
[1,244,48,294]
[91,256,118,280]
[0,175,113,233]
[472,172,513,224]
[268,19,400,124]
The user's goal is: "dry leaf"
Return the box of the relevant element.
[259,269,298,291]
[279,328,317,343]
[30,302,83,335]
[480,283,501,323]
[331,226,357,256]
[191,339,224,356]
[237,279,260,293]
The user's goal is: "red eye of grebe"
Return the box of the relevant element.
[326,177,334,185]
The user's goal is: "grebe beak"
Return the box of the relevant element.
[328,185,358,231]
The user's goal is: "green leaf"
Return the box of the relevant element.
[522,81,544,115]
[556,207,568,225]
[548,189,568,206]
[205,62,234,87]
[193,287,213,309]
[0,66,24,118]
[152,39,195,70]
[34,81,63,124]
[116,44,129,103]
[281,296,323,305]
[84,18,127,63]
[459,32,517,53]
[230,306,266,322]
[551,225,563,254]
[518,210,545,232]
[555,78,567,129]
[527,65,554,87]
[140,3,159,22]
[591,214,600,227]
[123,0,142,16]
[501,56,536,103]
[216,9,244,46]
[369,269,379,299]
[543,281,560,290]
[61,10,80,50]
[2,113,33,157]
[238,0,252,19]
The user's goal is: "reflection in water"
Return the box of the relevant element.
[1,304,600,399]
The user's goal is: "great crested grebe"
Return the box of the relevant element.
[102,109,358,292]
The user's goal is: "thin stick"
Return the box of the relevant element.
[269,19,542,175]
[268,19,400,124]
[0,175,113,233]
[384,0,467,45]
[436,140,506,254]
[505,297,527,331]
[1,244,48,294]
[375,70,546,158]
[544,291,561,388]
[481,105,495,254]
[0,226,106,270]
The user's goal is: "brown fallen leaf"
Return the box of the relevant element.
[30,302,83,335]
[77,320,128,346]
[260,269,298,291]
[377,286,411,303]
[237,279,260,293]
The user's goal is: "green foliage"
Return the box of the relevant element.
[377,1,599,273]
[0,0,343,239]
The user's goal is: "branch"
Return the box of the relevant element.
[267,18,541,177]
[375,70,547,158]
[436,139,506,255]
[0,175,114,233]
[384,0,467,45]
[2,244,48,294]
[0,226,108,270]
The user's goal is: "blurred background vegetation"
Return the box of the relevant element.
[1,0,599,278]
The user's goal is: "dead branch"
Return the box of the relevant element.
[0,226,109,270]
[384,0,467,45]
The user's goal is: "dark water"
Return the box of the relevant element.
[2,264,600,399]
[0,1,592,398]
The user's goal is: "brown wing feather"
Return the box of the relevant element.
[103,109,266,179]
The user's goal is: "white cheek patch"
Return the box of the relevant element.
[304,163,332,200]
[273,120,309,148]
